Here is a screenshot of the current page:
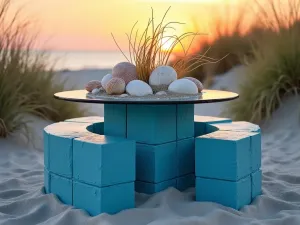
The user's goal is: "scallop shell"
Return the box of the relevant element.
[112,62,138,84]
[183,77,204,92]
[85,80,102,92]
[105,77,126,95]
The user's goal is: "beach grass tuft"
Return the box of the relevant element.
[0,0,85,138]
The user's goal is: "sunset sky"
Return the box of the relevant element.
[12,0,247,51]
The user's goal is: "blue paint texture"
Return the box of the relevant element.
[251,169,262,199]
[177,104,194,140]
[50,173,73,205]
[104,104,127,137]
[135,179,177,194]
[177,138,195,176]
[177,174,195,191]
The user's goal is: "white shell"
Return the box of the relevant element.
[183,77,204,92]
[92,88,100,94]
[126,80,153,97]
[168,79,198,95]
[149,66,177,86]
[120,94,129,98]
[101,74,113,90]
[156,91,167,96]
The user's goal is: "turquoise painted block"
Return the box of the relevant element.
[50,173,73,205]
[104,104,126,137]
[195,131,251,181]
[65,116,104,134]
[136,142,177,183]
[177,104,194,140]
[73,134,135,187]
[206,121,261,134]
[43,130,49,169]
[196,176,251,210]
[194,116,232,137]
[250,133,261,172]
[127,105,176,144]
[44,168,50,194]
[177,138,195,176]
[135,179,177,194]
[251,169,262,199]
[177,174,195,191]
[44,122,92,178]
[73,181,135,216]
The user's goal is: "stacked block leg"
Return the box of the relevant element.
[44,121,136,216]
[195,129,262,209]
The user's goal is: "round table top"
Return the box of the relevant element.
[54,89,239,105]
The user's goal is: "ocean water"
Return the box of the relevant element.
[46,51,129,71]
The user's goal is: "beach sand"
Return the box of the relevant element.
[1,66,300,225]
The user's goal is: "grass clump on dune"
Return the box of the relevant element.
[0,0,85,138]
[225,0,300,123]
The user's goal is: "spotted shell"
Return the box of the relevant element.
[184,77,204,92]
[112,62,138,84]
[105,77,126,95]
[85,80,102,92]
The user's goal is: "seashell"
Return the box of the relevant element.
[112,62,138,84]
[183,77,204,92]
[149,66,177,86]
[101,74,113,90]
[92,88,100,94]
[105,78,126,95]
[156,91,167,96]
[168,79,198,95]
[85,80,102,92]
[126,80,153,97]
[120,94,129,98]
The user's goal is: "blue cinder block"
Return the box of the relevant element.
[195,131,251,181]
[177,138,195,176]
[177,104,194,140]
[127,105,176,144]
[65,116,104,134]
[73,181,135,216]
[50,173,73,205]
[104,104,126,137]
[177,174,195,191]
[196,176,251,210]
[73,134,135,187]
[43,130,49,169]
[44,122,92,178]
[136,142,177,183]
[251,169,262,199]
[44,168,50,194]
[250,133,261,172]
[135,179,177,194]
[206,121,261,134]
[194,116,232,137]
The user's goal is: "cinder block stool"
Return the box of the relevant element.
[194,116,232,136]
[65,116,104,134]
[195,130,261,209]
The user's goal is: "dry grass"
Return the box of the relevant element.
[225,0,300,123]
[112,7,221,82]
[0,0,85,138]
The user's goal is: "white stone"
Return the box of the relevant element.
[126,80,153,97]
[101,74,112,90]
[168,79,198,95]
[149,66,177,86]
[155,91,167,96]
[120,94,129,97]
[92,88,100,94]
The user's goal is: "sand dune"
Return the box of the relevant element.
[0,67,300,225]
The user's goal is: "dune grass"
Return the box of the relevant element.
[225,0,300,123]
[0,0,85,138]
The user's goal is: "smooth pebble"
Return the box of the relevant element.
[101,74,113,90]
[149,66,177,86]
[155,91,167,96]
[92,88,100,94]
[168,79,198,95]
[126,80,153,97]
